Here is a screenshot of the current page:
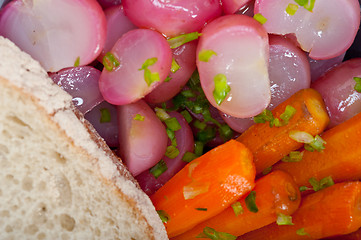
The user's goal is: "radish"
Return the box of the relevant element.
[254,0,360,60]
[117,100,168,177]
[99,29,172,105]
[197,14,270,118]
[221,0,252,15]
[0,0,106,72]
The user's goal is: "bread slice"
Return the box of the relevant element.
[0,36,168,240]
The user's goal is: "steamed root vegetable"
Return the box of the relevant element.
[151,139,256,238]
[145,41,198,104]
[99,29,173,105]
[122,0,222,37]
[312,58,361,128]
[50,66,103,114]
[273,111,361,188]
[136,111,194,196]
[237,88,329,174]
[239,182,361,240]
[172,170,301,240]
[309,53,345,82]
[254,0,360,60]
[326,228,361,240]
[197,14,271,118]
[221,0,252,14]
[0,0,106,72]
[117,100,168,176]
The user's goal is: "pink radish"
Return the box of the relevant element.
[117,100,168,176]
[97,0,121,9]
[0,0,106,72]
[254,0,360,60]
[135,111,194,196]
[98,4,137,61]
[122,0,222,37]
[99,29,172,105]
[145,41,197,104]
[309,53,345,82]
[222,0,252,15]
[197,14,270,118]
[50,66,103,114]
[312,58,361,128]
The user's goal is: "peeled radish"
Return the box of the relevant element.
[255,0,360,59]
[50,66,103,114]
[0,0,106,72]
[117,100,168,176]
[197,14,270,118]
[99,29,173,105]
[312,58,361,128]
[122,0,222,37]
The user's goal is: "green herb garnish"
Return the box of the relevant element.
[138,57,160,86]
[133,114,145,121]
[286,3,299,15]
[74,56,80,67]
[157,210,170,223]
[354,77,361,93]
[253,13,268,24]
[103,52,120,72]
[276,213,294,225]
[231,202,244,216]
[171,58,180,73]
[196,227,237,240]
[281,151,304,162]
[245,191,258,213]
[149,160,168,179]
[167,32,202,49]
[213,73,231,106]
[165,145,180,159]
[198,49,217,62]
[100,108,111,123]
[309,176,334,192]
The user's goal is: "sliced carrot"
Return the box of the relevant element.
[172,170,301,240]
[236,88,329,174]
[274,111,361,188]
[239,182,361,240]
[150,139,256,238]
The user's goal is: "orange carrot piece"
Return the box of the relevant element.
[236,88,329,174]
[239,182,361,240]
[172,170,301,240]
[151,140,256,238]
[325,227,361,240]
[274,111,361,188]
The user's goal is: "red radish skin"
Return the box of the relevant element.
[309,53,345,82]
[122,0,222,37]
[97,0,121,9]
[135,111,194,196]
[99,29,172,105]
[197,14,270,118]
[50,66,103,114]
[117,100,168,177]
[97,4,137,61]
[85,101,119,148]
[221,0,252,14]
[0,0,106,72]
[255,0,360,60]
[145,41,197,104]
[312,58,361,128]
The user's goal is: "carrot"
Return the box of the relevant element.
[236,88,329,174]
[239,182,361,240]
[274,111,361,188]
[325,228,361,240]
[172,170,301,240]
[150,139,256,238]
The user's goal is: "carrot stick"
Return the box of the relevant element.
[239,182,361,240]
[236,88,329,174]
[150,139,256,238]
[172,170,301,240]
[325,228,361,240]
[274,111,361,188]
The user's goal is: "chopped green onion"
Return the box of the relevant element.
[299,186,312,192]
[149,160,168,179]
[281,151,304,162]
[305,135,326,152]
[165,145,180,159]
[254,105,296,127]
[219,124,233,141]
[171,137,177,147]
[276,213,294,225]
[262,166,272,175]
[279,105,297,125]
[139,57,159,86]
[166,128,175,140]
[254,109,274,124]
[195,208,208,211]
[245,191,258,213]
[289,130,315,143]
[231,202,244,216]
[133,114,145,121]
[309,176,334,192]
[164,76,172,82]
[286,3,299,15]
[181,89,196,98]
[196,127,216,143]
[193,120,207,130]
[194,141,204,156]
[167,32,202,49]
[196,227,237,240]
[296,228,309,236]
[103,52,120,72]
[139,57,158,70]
[171,58,180,73]
[294,0,315,12]
[354,77,361,93]
[253,13,268,25]
[164,117,182,131]
[155,107,170,121]
[213,73,231,105]
[180,110,193,123]
[198,49,217,62]
[99,108,111,123]
[74,56,80,67]
[157,210,170,223]
[182,151,198,162]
